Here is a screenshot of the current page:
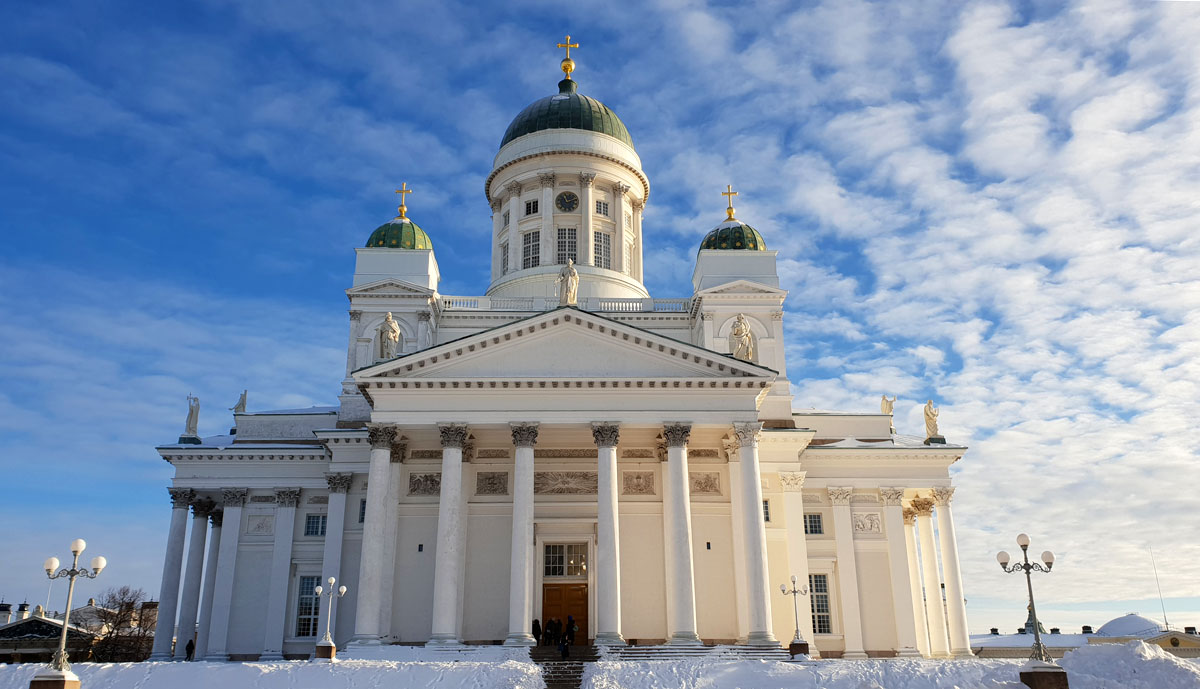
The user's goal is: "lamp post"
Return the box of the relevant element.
[31,539,106,689]
[779,574,809,658]
[997,534,1068,689]
[313,577,347,662]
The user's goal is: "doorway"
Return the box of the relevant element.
[542,583,589,645]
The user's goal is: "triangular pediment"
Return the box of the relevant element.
[696,280,787,297]
[346,278,435,297]
[354,307,776,381]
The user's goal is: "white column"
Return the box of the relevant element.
[592,423,624,645]
[612,183,629,272]
[491,198,503,280]
[345,311,362,376]
[630,198,644,279]
[173,498,214,658]
[725,438,749,641]
[733,422,776,646]
[828,487,867,659]
[317,473,353,646]
[260,488,300,660]
[203,489,245,660]
[539,172,555,263]
[506,182,522,271]
[779,472,817,655]
[579,174,595,267]
[504,423,539,645]
[933,487,973,656]
[193,511,223,660]
[904,507,931,657]
[880,488,921,657]
[914,496,949,656]
[428,424,468,646]
[378,449,405,640]
[149,487,194,660]
[663,423,701,645]
[349,425,397,645]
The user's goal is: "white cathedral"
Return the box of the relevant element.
[150,45,973,662]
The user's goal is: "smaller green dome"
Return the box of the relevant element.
[699,220,767,252]
[366,217,433,250]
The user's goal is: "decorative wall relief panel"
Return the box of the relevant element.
[621,449,655,459]
[852,512,883,533]
[689,449,720,458]
[410,450,442,460]
[689,472,721,495]
[534,471,598,494]
[245,514,274,536]
[307,496,328,505]
[851,494,879,504]
[476,471,509,496]
[477,449,511,459]
[534,449,598,459]
[621,471,655,495]
[408,472,441,496]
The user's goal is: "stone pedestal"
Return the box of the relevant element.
[787,641,809,659]
[1020,662,1069,689]
[29,670,79,689]
[313,639,336,662]
[924,435,946,445]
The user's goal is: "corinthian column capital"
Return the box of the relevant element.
[325,472,354,493]
[732,421,763,447]
[367,424,398,450]
[510,423,540,448]
[931,486,955,506]
[168,488,195,508]
[221,488,247,507]
[591,423,620,448]
[662,423,692,448]
[274,488,301,508]
[439,423,469,449]
[779,471,806,492]
[827,487,853,506]
[909,497,935,516]
[880,487,906,506]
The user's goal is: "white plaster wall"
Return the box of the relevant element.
[461,510,512,642]
[338,534,362,646]
[855,548,898,653]
[392,512,438,642]
[692,251,781,292]
[618,511,667,642]
[227,545,272,656]
[767,535,795,645]
[792,413,894,438]
[691,511,737,641]
[352,249,440,290]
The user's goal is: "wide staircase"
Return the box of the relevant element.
[602,644,792,662]
[531,644,601,689]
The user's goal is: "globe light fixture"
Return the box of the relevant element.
[779,574,810,658]
[313,576,348,662]
[996,534,1069,689]
[31,539,105,689]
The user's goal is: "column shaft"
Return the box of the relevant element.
[734,423,776,645]
[378,459,403,639]
[428,424,467,646]
[193,514,222,659]
[318,474,352,645]
[934,488,973,656]
[350,427,396,644]
[828,488,866,659]
[904,511,931,657]
[663,424,701,645]
[203,490,245,660]
[173,502,213,658]
[505,424,538,645]
[149,488,193,660]
[260,488,300,660]
[914,497,949,656]
[726,442,749,641]
[593,424,623,644]
[580,175,595,267]
[779,472,817,654]
[880,489,921,657]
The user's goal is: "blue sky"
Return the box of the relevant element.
[2,0,1198,635]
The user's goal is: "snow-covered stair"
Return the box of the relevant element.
[601,644,791,662]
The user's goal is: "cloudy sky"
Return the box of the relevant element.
[1,0,1197,636]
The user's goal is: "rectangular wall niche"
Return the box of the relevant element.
[534,471,597,494]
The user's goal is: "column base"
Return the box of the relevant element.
[426,634,465,648]
[258,651,284,661]
[147,652,173,662]
[667,632,703,646]
[843,650,869,659]
[594,632,626,646]
[29,670,80,689]
[950,647,975,658]
[202,652,229,662]
[503,633,537,646]
[346,636,383,647]
[896,648,924,658]
[745,631,778,646]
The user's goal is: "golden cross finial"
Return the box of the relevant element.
[721,184,738,221]
[395,183,413,219]
[557,35,579,79]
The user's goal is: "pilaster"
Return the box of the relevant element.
[828,487,867,659]
[779,471,817,655]
[880,488,921,657]
[260,488,301,660]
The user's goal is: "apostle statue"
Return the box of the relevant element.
[924,399,940,439]
[184,394,200,437]
[378,312,401,359]
[880,395,896,415]
[230,389,247,413]
[729,313,754,361]
[558,259,579,306]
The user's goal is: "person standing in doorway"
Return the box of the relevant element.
[532,618,542,646]
[184,639,195,661]
[566,615,577,645]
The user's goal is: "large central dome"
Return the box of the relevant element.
[500,79,633,149]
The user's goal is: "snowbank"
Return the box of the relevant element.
[0,658,541,689]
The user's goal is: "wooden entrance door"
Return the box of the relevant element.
[542,583,588,645]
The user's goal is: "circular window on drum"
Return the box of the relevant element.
[555,191,579,212]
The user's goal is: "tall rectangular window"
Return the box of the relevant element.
[566,544,587,576]
[809,574,832,634]
[500,242,509,274]
[625,242,634,275]
[358,499,366,524]
[295,575,320,637]
[804,513,824,535]
[595,200,609,216]
[556,228,577,264]
[304,514,327,537]
[762,499,771,522]
[593,231,611,269]
[502,210,510,227]
[544,544,565,576]
[525,199,539,216]
[522,231,540,269]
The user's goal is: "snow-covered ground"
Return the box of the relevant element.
[1,641,1196,689]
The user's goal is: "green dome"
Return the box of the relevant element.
[699,220,767,252]
[500,79,634,149]
[366,217,433,250]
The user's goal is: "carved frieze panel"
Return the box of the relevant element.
[621,449,655,459]
[408,473,441,496]
[534,471,597,494]
[477,449,510,459]
[249,495,275,503]
[803,493,825,504]
[534,449,598,459]
[852,512,882,534]
[690,472,721,495]
[689,449,720,458]
[622,471,655,495]
[476,472,509,496]
[245,514,274,536]
[851,494,879,504]
[307,496,328,505]
[410,449,442,460]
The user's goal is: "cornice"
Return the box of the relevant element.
[358,377,771,392]
[161,451,329,463]
[486,149,651,207]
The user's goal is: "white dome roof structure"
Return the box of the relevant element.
[1095,613,1163,637]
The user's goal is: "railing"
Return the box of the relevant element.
[440,295,692,313]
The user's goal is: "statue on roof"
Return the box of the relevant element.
[558,259,579,306]
[1024,602,1047,635]
[378,312,401,359]
[184,395,200,437]
[924,399,940,439]
[730,313,754,362]
[230,390,247,414]
[881,395,896,415]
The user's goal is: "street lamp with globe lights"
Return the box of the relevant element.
[779,574,809,658]
[32,539,105,689]
[998,534,1068,689]
[312,577,347,662]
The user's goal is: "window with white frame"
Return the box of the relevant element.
[500,241,509,274]
[522,231,540,269]
[593,231,611,269]
[544,543,587,577]
[295,575,320,637]
[503,210,510,227]
[358,499,366,524]
[762,499,771,522]
[804,513,824,535]
[809,574,832,634]
[556,227,577,264]
[525,199,539,216]
[595,200,609,216]
[303,514,327,537]
[624,211,632,227]
[625,242,634,275]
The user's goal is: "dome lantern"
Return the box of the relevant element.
[698,185,768,252]
[365,183,434,250]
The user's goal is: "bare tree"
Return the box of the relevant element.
[86,586,155,662]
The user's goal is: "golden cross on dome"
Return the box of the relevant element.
[721,184,738,221]
[395,183,413,219]
[557,35,579,79]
